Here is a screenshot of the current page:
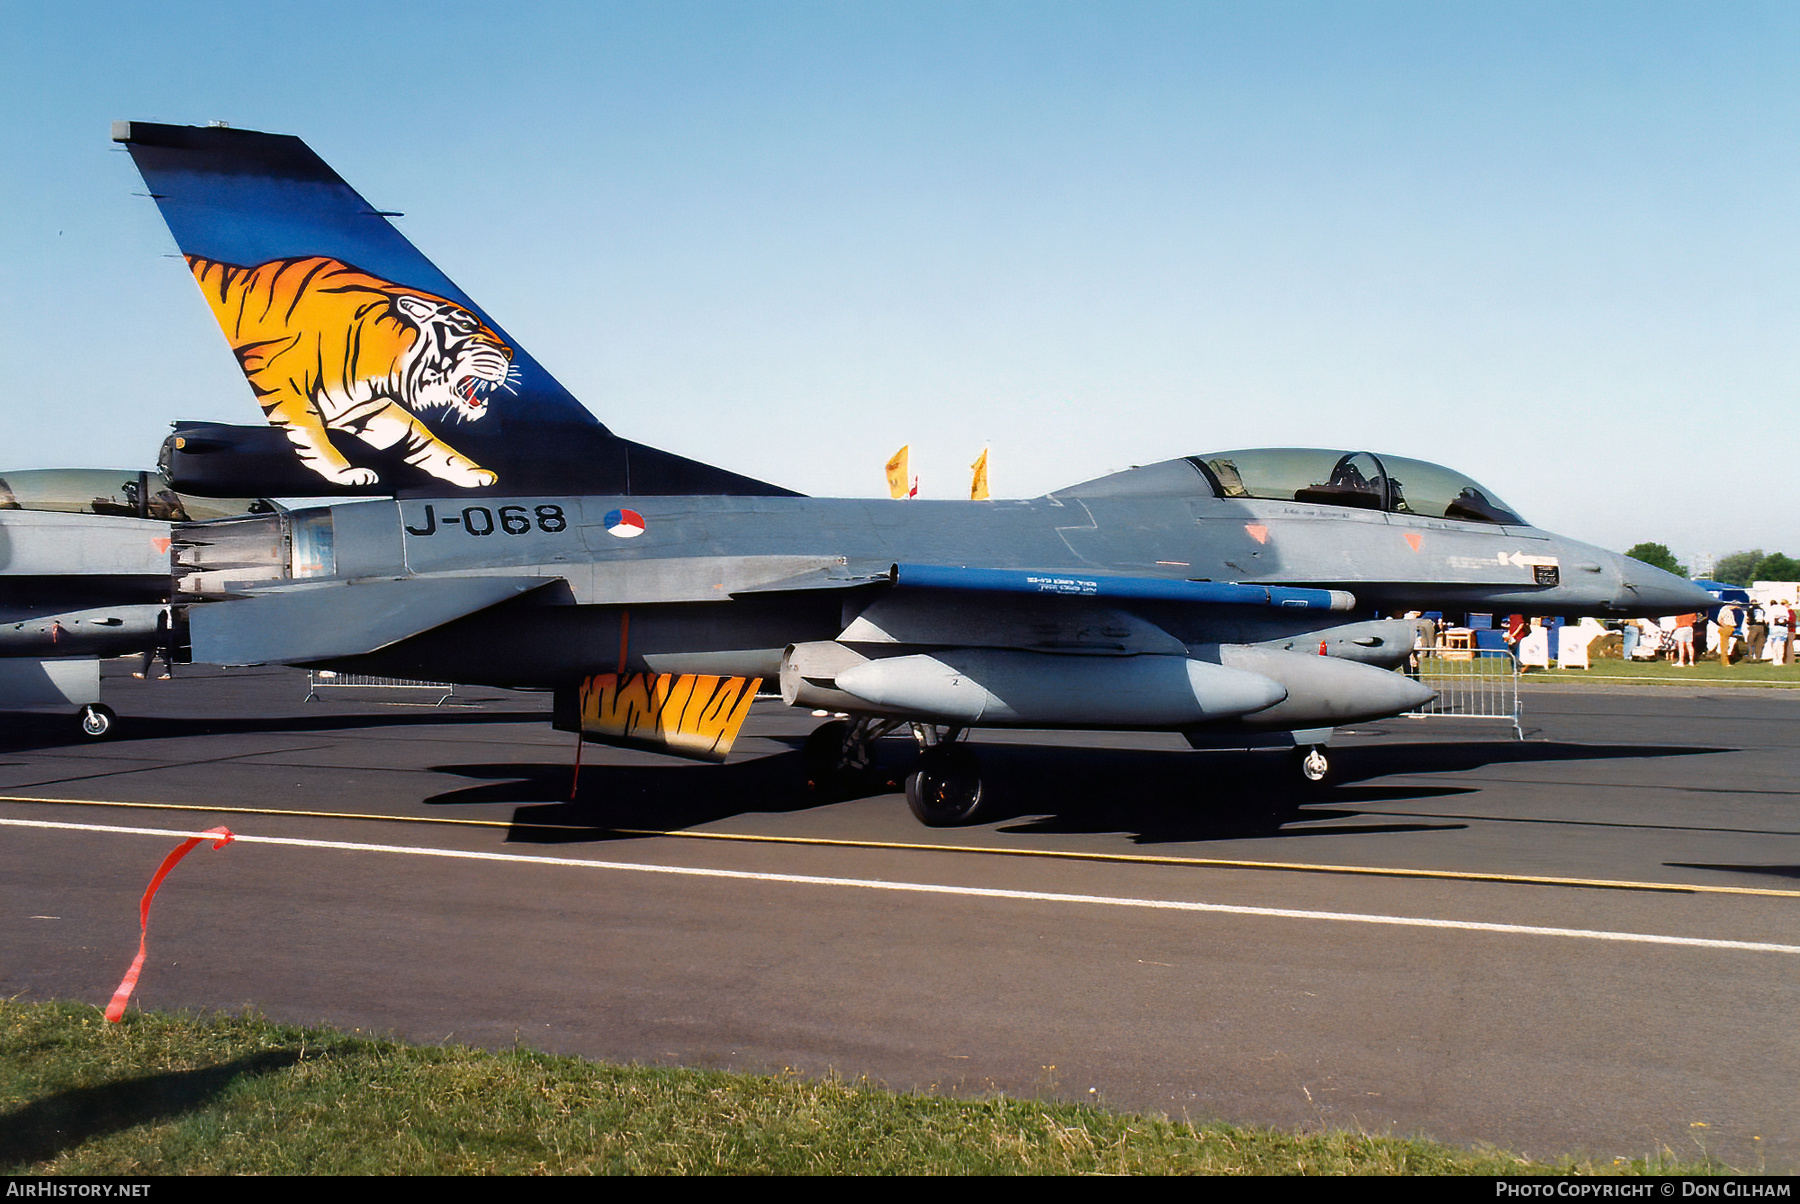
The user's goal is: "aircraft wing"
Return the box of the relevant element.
[188,575,558,666]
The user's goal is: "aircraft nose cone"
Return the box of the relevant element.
[1616,554,1718,615]
[1393,672,1439,714]
[1347,664,1436,718]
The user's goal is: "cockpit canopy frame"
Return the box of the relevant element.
[1189,449,1524,525]
[0,468,253,522]
[1059,449,1525,526]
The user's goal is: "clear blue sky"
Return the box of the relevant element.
[4,1,1795,566]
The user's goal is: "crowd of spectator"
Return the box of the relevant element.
[1403,601,1796,670]
[1621,601,1793,666]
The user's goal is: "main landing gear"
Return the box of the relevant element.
[803,717,992,826]
[905,743,985,826]
[903,725,987,827]
[802,716,907,799]
[806,718,1332,827]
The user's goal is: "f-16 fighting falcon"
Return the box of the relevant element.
[112,121,1713,824]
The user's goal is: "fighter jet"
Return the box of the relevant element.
[0,468,246,735]
[114,121,1713,822]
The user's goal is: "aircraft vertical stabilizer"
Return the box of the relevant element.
[113,121,798,501]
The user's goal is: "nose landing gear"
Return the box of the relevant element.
[1294,743,1331,785]
[78,703,116,739]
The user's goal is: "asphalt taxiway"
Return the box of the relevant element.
[3,664,1796,1169]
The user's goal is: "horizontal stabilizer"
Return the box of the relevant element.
[190,575,553,665]
[578,672,762,762]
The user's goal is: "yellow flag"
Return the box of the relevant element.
[885,445,910,499]
[969,447,990,501]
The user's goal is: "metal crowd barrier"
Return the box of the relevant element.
[305,670,455,707]
[1401,648,1522,739]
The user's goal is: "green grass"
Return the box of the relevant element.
[1521,657,1800,688]
[0,1000,1724,1175]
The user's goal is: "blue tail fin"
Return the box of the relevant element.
[114,121,797,499]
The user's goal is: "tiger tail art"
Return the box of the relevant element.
[186,255,515,489]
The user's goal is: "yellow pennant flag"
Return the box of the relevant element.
[886,445,912,499]
[969,447,990,501]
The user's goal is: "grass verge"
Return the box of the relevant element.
[1,999,1722,1175]
[1521,658,1800,688]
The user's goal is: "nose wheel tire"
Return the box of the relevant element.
[78,704,116,739]
[904,745,987,826]
[1295,744,1330,785]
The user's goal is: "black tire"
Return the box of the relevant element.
[802,720,874,798]
[78,704,115,740]
[904,745,986,826]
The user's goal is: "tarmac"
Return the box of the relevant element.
[3,662,1796,1170]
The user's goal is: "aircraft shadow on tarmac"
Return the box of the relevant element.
[1668,862,1800,882]
[0,1047,315,1167]
[0,708,550,752]
[423,736,1728,847]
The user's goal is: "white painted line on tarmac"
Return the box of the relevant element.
[8,816,1797,956]
[9,792,1798,897]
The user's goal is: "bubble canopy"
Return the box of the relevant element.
[1187,449,1525,526]
[0,469,249,522]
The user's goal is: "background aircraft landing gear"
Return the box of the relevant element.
[78,703,116,739]
[904,736,986,827]
[1293,744,1331,786]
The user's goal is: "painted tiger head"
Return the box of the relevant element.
[186,254,514,488]
[391,293,516,421]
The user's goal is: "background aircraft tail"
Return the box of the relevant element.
[114,121,797,499]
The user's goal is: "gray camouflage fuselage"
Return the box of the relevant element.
[178,455,1707,710]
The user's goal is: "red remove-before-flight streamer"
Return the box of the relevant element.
[104,826,235,1023]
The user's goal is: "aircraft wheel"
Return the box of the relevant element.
[905,745,986,826]
[802,720,869,797]
[78,704,116,740]
[1294,744,1331,785]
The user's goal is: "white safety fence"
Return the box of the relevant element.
[1401,649,1522,739]
[305,670,455,707]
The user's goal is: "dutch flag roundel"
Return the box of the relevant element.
[604,508,646,538]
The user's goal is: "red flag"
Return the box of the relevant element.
[105,827,234,1022]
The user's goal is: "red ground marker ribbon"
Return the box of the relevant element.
[104,826,235,1023]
